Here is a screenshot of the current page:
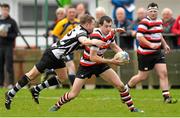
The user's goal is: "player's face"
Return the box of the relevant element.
[147,9,158,20]
[86,20,95,33]
[1,7,9,18]
[101,21,112,35]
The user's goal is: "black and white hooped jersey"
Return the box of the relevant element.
[50,25,89,59]
[80,28,115,66]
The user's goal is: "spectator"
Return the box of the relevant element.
[114,7,133,49]
[128,7,146,50]
[95,6,106,27]
[0,3,18,88]
[161,8,176,48]
[111,0,135,21]
[171,15,180,48]
[75,3,90,19]
[45,7,66,43]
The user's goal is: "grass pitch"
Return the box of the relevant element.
[0,88,179,117]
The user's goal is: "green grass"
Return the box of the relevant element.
[0,88,179,117]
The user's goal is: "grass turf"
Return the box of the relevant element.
[0,88,179,117]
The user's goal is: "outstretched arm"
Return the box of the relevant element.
[78,36,105,47]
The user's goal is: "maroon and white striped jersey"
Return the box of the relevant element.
[80,28,115,66]
[136,16,163,55]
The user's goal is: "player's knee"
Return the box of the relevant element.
[25,72,37,80]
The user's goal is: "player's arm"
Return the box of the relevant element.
[78,36,105,47]
[111,28,125,34]
[161,34,170,54]
[89,46,121,65]
[137,35,161,49]
[110,42,123,53]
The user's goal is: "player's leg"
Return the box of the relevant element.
[99,68,143,112]
[127,70,149,88]
[30,57,67,104]
[127,53,151,88]
[65,54,76,85]
[31,67,67,93]
[49,77,86,111]
[66,60,76,85]
[155,63,177,103]
[5,49,53,109]
[49,64,91,111]
[5,65,41,109]
[30,67,68,104]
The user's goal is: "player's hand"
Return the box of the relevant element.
[149,43,160,49]
[131,30,136,37]
[116,28,125,33]
[163,44,170,54]
[110,57,124,66]
[92,39,106,47]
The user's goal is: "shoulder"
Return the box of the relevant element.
[76,26,88,37]
[90,28,102,40]
[139,18,150,24]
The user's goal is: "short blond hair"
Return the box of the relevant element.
[56,7,65,14]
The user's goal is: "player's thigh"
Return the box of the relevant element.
[69,78,87,98]
[100,68,124,87]
[154,63,167,77]
[26,66,41,80]
[55,67,68,81]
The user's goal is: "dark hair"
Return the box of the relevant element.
[0,3,10,9]
[147,2,158,9]
[67,5,76,9]
[80,14,95,25]
[99,16,112,25]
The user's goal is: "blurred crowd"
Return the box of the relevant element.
[46,1,180,50]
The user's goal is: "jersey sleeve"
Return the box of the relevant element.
[77,31,88,38]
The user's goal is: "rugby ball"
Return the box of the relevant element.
[114,51,130,64]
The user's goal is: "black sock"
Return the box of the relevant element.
[34,76,60,92]
[8,75,30,98]
[68,74,75,85]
